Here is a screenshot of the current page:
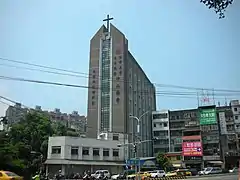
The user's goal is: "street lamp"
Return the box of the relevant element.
[129,111,149,134]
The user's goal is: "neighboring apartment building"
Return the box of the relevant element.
[152,110,170,154]
[152,100,240,169]
[87,20,156,158]
[5,104,87,133]
[45,136,126,177]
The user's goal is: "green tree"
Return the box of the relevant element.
[200,0,234,19]
[156,152,171,171]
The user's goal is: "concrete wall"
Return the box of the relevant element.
[47,136,125,161]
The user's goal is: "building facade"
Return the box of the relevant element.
[87,22,156,158]
[152,100,240,169]
[152,110,170,154]
[5,104,87,133]
[45,136,125,177]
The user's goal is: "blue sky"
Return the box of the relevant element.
[0,0,239,116]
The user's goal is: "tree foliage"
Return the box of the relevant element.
[156,152,171,171]
[200,0,234,19]
[0,112,79,173]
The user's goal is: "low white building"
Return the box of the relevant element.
[45,136,127,177]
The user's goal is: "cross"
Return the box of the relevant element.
[103,14,113,32]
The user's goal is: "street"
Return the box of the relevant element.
[187,174,238,180]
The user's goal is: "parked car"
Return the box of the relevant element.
[198,168,207,175]
[204,167,222,175]
[176,169,192,176]
[189,168,198,176]
[118,170,135,179]
[0,171,23,180]
[229,167,238,173]
[149,170,166,178]
[166,171,177,177]
[91,170,111,179]
[111,174,119,180]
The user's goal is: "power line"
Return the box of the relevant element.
[0,57,240,92]
[0,57,89,76]
[0,75,239,101]
[1,57,240,93]
[0,63,88,78]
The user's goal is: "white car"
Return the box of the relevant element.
[111,174,120,180]
[149,170,166,178]
[91,170,111,179]
[229,167,238,173]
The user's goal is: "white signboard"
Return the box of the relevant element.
[219,112,227,135]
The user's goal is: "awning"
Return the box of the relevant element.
[45,159,125,166]
[207,161,223,164]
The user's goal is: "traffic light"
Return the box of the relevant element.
[133,145,137,153]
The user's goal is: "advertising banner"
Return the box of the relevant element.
[182,141,203,156]
[199,108,217,125]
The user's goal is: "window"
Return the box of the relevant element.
[116,98,120,104]
[82,147,89,155]
[234,108,237,112]
[103,148,109,156]
[119,71,122,75]
[71,146,78,155]
[93,148,100,156]
[92,96,95,99]
[119,56,122,60]
[92,80,96,84]
[51,146,61,154]
[153,123,156,127]
[116,84,120,89]
[116,90,120,96]
[235,116,238,120]
[93,75,96,79]
[153,113,168,119]
[92,90,95,94]
[92,101,95,106]
[113,149,119,157]
[164,123,168,127]
[113,134,119,140]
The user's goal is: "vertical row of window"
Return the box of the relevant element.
[100,37,111,131]
[114,55,122,104]
[91,69,96,106]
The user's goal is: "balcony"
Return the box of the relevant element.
[203,155,221,161]
[182,135,201,140]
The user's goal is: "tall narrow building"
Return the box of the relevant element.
[87,17,156,157]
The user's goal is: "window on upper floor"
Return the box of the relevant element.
[71,146,78,155]
[234,108,238,112]
[93,148,100,156]
[113,149,119,157]
[113,134,119,141]
[82,147,89,155]
[51,146,61,154]
[164,123,168,127]
[103,148,109,156]
[235,116,239,120]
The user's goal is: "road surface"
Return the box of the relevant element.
[187,174,237,180]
